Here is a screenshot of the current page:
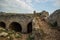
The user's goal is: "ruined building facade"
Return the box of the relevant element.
[0,11,49,34]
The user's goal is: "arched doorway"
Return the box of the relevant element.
[9,22,22,32]
[27,22,32,33]
[53,21,57,27]
[0,22,6,28]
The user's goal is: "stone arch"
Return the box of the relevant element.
[27,21,32,33]
[9,22,22,32]
[0,22,6,28]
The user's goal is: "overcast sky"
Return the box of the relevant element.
[0,0,60,14]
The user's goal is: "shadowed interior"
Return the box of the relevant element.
[27,22,32,33]
[0,22,6,28]
[9,22,22,32]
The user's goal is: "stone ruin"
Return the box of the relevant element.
[0,10,49,34]
[0,9,60,40]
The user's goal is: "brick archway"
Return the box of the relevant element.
[9,22,22,32]
[0,22,6,28]
[27,22,32,33]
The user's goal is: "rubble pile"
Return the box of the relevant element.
[0,27,22,40]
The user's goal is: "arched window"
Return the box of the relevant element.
[0,22,6,28]
[27,22,32,33]
[9,22,22,32]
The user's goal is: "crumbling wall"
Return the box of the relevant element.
[32,15,60,40]
[0,13,33,33]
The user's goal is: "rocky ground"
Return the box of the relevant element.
[0,27,29,40]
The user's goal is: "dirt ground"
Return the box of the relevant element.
[0,34,29,40]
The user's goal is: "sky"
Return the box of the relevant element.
[0,0,60,14]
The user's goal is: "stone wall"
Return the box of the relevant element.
[0,11,49,34]
[0,13,33,33]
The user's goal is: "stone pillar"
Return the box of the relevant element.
[6,22,10,30]
[21,23,27,33]
[34,11,36,17]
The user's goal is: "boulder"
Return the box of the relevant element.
[0,32,8,37]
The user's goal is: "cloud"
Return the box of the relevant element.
[20,0,33,7]
[35,0,48,3]
[0,0,34,13]
[16,0,34,11]
[53,0,60,7]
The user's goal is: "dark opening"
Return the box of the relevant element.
[0,22,6,28]
[53,21,57,27]
[9,22,22,32]
[27,22,32,33]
